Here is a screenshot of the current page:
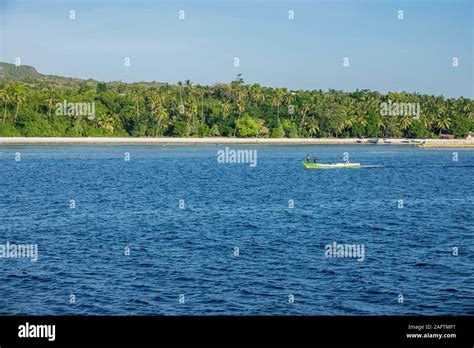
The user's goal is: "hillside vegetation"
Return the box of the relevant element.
[0,62,472,138]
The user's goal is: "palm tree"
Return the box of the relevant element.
[43,91,56,120]
[399,115,413,132]
[200,91,205,128]
[356,116,368,133]
[230,74,244,103]
[436,115,452,134]
[343,115,368,137]
[376,117,386,137]
[0,89,9,124]
[154,104,168,136]
[467,111,474,123]
[186,94,198,136]
[423,98,437,132]
[12,84,26,124]
[255,86,266,105]
[166,91,177,111]
[272,89,285,123]
[97,114,115,133]
[249,84,259,106]
[148,93,162,115]
[233,96,245,136]
[132,93,141,117]
[130,90,142,133]
[284,92,293,120]
[147,92,168,136]
[177,81,184,108]
[221,101,230,119]
[334,117,346,138]
[306,117,319,138]
[299,101,310,132]
[342,116,356,132]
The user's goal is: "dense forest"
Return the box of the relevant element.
[0,62,473,138]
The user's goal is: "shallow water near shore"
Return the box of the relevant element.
[0,145,473,315]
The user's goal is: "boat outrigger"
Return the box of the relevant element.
[303,161,361,169]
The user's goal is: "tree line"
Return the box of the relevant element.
[0,74,472,138]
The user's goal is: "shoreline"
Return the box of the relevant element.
[0,137,473,148]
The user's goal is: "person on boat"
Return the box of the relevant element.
[313,156,318,164]
[306,153,310,163]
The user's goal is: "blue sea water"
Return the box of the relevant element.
[0,145,473,315]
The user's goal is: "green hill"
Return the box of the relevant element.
[0,62,46,80]
[0,61,84,83]
[0,61,163,87]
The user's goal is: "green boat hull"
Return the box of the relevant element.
[303,161,361,169]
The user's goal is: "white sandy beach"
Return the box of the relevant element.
[0,137,473,147]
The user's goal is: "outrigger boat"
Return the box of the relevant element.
[303,161,361,169]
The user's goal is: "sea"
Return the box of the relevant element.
[0,145,473,315]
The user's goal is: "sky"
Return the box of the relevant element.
[0,0,472,98]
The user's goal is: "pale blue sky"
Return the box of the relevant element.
[0,0,472,97]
